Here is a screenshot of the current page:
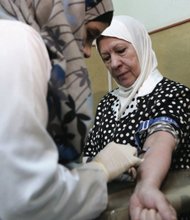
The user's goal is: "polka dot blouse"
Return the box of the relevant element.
[83,78,190,170]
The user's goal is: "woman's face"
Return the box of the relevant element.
[82,21,109,58]
[98,37,141,88]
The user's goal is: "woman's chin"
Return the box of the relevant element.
[119,81,134,88]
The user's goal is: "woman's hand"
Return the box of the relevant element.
[128,131,177,219]
[128,183,177,220]
[92,142,143,182]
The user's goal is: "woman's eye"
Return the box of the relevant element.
[86,31,94,44]
[116,47,126,54]
[102,55,110,62]
[86,30,100,44]
[87,30,93,39]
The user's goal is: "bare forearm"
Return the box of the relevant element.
[137,131,176,188]
[129,131,177,219]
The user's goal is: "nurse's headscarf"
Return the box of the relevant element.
[0,0,113,163]
[97,15,161,118]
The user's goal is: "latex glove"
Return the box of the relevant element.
[92,142,143,182]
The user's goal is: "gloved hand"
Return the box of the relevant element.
[91,142,143,182]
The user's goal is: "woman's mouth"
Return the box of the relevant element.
[117,71,129,81]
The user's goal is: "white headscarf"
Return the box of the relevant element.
[99,15,163,118]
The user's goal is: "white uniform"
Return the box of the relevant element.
[0,20,107,220]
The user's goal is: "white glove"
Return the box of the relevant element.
[91,142,143,182]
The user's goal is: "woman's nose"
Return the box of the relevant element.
[110,55,121,69]
[82,45,92,58]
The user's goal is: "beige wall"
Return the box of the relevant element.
[86,22,190,113]
[151,23,190,87]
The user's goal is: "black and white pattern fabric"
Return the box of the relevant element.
[84,15,190,171]
[84,76,190,170]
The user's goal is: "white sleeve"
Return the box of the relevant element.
[0,20,108,220]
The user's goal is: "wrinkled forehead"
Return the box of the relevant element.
[99,16,149,63]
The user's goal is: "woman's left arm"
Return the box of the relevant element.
[129,131,177,220]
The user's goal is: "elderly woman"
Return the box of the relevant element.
[0,2,144,220]
[83,15,190,220]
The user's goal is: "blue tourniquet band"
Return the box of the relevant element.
[135,116,179,148]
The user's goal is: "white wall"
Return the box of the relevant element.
[112,0,190,31]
